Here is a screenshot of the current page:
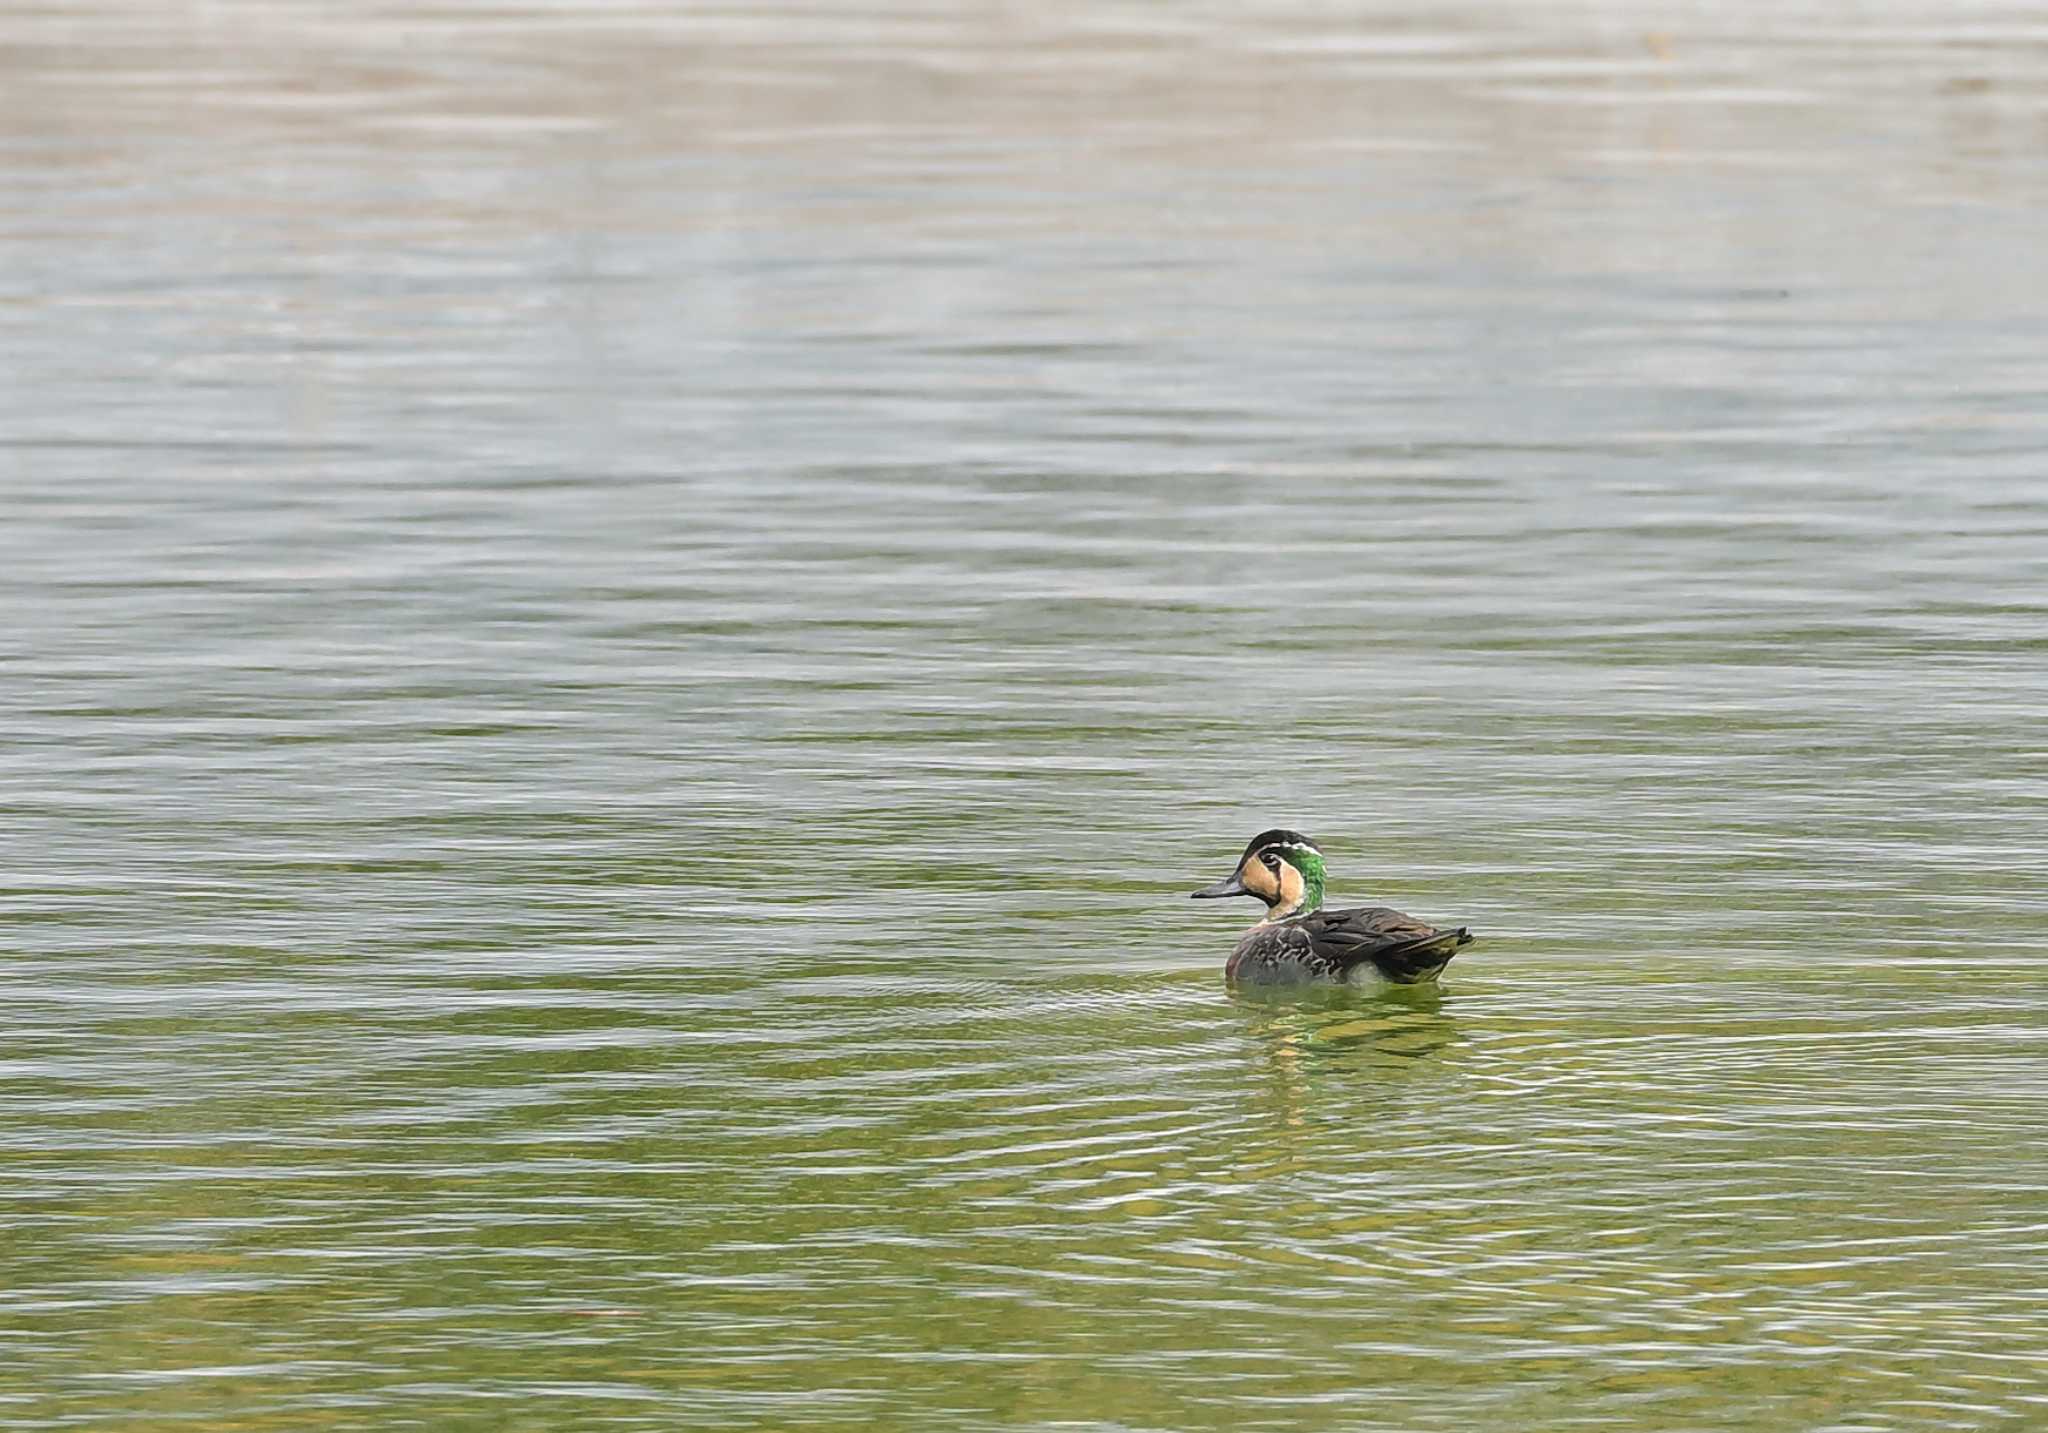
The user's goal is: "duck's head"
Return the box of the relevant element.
[1190,828,1327,921]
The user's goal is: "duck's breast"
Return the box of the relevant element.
[1225,925,1321,984]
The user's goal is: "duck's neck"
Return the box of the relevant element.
[1260,854,1326,923]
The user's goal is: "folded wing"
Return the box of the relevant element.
[1299,905,1473,984]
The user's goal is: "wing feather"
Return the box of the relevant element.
[1300,905,1473,984]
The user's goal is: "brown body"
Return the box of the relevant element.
[1224,906,1471,985]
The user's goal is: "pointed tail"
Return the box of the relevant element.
[1375,927,1473,984]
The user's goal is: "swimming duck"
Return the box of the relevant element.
[1190,828,1473,985]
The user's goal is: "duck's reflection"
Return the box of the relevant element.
[1229,982,1463,1125]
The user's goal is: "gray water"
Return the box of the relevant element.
[7,3,2048,1428]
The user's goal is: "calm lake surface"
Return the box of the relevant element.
[7,2,2048,1428]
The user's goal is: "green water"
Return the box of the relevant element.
[7,2,2048,1428]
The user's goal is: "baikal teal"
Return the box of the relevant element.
[1190,827,1474,985]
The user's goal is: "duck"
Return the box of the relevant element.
[1190,828,1473,985]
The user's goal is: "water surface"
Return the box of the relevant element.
[7,2,2048,1428]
